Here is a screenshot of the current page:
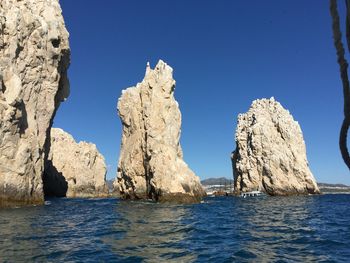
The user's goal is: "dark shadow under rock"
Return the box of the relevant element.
[43,160,68,198]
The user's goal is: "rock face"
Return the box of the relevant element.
[232,98,320,195]
[0,0,70,206]
[44,128,108,198]
[116,60,205,203]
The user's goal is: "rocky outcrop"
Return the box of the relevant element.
[44,128,108,198]
[116,60,205,203]
[232,98,320,195]
[0,0,70,207]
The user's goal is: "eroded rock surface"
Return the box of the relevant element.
[232,98,320,195]
[44,128,108,198]
[116,60,205,203]
[0,0,70,207]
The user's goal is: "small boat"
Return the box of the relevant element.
[240,190,263,198]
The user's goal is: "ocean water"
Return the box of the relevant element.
[0,195,350,262]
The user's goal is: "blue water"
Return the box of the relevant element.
[0,195,350,262]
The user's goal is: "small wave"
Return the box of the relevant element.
[0,194,350,262]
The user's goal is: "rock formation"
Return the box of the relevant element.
[116,60,205,203]
[0,0,70,207]
[44,128,108,198]
[232,98,320,195]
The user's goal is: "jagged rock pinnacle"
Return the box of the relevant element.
[232,98,320,195]
[115,60,205,203]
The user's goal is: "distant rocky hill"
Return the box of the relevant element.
[318,183,350,193]
[201,178,350,193]
[201,177,233,186]
[318,183,349,188]
[106,179,115,191]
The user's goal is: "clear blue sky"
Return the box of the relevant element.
[56,0,350,184]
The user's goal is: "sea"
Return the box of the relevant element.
[0,194,349,262]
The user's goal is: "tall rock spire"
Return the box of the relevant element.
[115,60,205,203]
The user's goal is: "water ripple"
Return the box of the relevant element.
[0,195,350,262]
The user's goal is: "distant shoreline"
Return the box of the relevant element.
[200,177,350,195]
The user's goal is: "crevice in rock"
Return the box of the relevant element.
[42,47,70,198]
[1,77,6,94]
[17,101,28,135]
[143,130,158,200]
[121,171,137,197]
[43,160,68,197]
[139,87,158,200]
[15,44,23,58]
[261,173,269,194]
[51,38,61,48]
[181,183,191,193]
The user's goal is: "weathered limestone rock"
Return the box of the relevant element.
[116,60,205,203]
[44,128,108,198]
[0,0,70,207]
[232,98,320,195]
